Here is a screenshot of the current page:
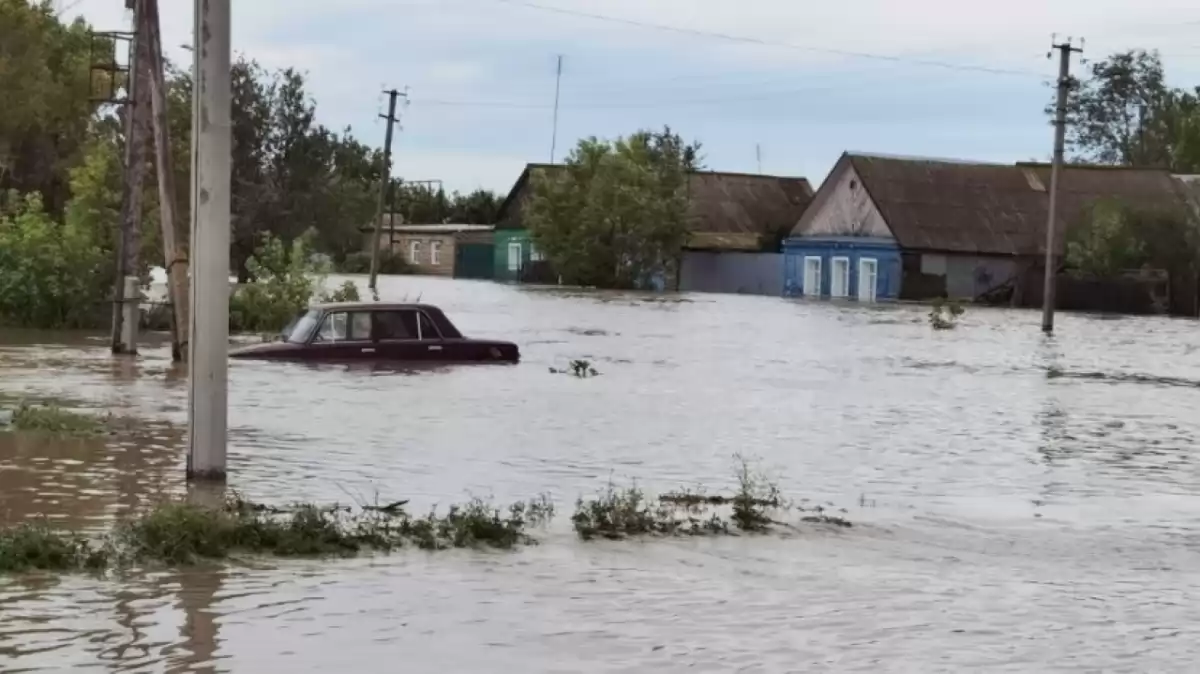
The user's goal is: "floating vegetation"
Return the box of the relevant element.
[550,359,600,378]
[0,493,555,574]
[929,297,965,330]
[573,456,851,541]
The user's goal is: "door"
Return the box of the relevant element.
[858,258,878,302]
[830,257,850,298]
[803,256,822,296]
[506,242,523,274]
[309,311,374,360]
[372,309,454,361]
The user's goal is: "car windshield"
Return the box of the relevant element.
[286,309,321,344]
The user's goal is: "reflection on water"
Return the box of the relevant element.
[4,275,1200,671]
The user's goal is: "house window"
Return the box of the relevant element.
[410,240,422,264]
[830,256,850,298]
[802,256,822,296]
[858,257,878,302]
[530,243,544,262]
[507,241,522,271]
[430,240,442,266]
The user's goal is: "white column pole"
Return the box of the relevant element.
[187,0,231,481]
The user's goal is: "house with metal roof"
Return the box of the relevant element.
[493,163,813,294]
[782,152,1198,305]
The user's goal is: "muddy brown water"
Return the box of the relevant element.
[3,275,1200,672]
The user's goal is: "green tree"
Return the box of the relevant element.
[525,127,700,289]
[1065,199,1147,277]
[0,191,108,327]
[1060,49,1200,172]
[0,0,98,216]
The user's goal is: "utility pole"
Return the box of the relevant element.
[141,0,189,363]
[187,0,232,482]
[369,88,407,292]
[1041,37,1083,335]
[550,55,563,163]
[111,2,150,355]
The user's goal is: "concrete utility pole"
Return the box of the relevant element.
[187,0,232,482]
[369,88,407,292]
[141,0,190,363]
[1041,37,1083,335]
[111,2,150,355]
[550,55,563,163]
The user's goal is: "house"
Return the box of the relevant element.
[361,221,495,279]
[783,152,1198,305]
[493,163,814,293]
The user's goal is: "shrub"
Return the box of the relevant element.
[340,250,413,275]
[0,521,108,573]
[0,192,110,328]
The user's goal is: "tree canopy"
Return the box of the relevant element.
[1061,49,1200,173]
[524,127,701,289]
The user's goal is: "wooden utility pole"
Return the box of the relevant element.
[1041,37,1083,335]
[140,0,190,362]
[369,88,407,292]
[550,55,563,163]
[111,3,151,354]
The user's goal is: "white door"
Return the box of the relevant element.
[507,242,522,271]
[858,258,878,302]
[830,257,850,298]
[803,256,822,296]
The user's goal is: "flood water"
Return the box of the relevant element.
[4,275,1200,672]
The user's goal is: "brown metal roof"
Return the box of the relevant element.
[841,154,1194,256]
[496,164,813,247]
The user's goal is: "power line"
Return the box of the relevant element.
[487,0,1046,78]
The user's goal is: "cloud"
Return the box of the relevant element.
[68,0,1200,194]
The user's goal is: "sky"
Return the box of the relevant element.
[68,0,1200,195]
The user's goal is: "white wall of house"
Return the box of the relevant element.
[795,164,893,239]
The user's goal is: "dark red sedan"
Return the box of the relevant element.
[228,302,520,364]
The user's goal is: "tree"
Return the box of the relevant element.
[1060,49,1200,172]
[0,0,97,216]
[525,127,700,289]
[1065,199,1147,277]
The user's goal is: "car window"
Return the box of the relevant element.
[418,312,441,340]
[315,312,370,342]
[374,311,418,340]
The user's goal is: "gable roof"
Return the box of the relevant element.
[797,153,1195,256]
[495,163,814,248]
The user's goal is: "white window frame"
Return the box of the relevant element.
[858,257,878,302]
[802,256,822,296]
[430,240,442,266]
[830,256,850,298]
[507,241,522,271]
[409,240,422,264]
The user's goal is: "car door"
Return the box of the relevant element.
[371,309,426,360]
[309,310,374,361]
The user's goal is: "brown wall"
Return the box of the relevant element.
[387,233,456,277]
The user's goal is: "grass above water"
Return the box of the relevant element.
[0,494,556,574]
[0,458,853,574]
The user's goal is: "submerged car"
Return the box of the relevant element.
[228,302,519,364]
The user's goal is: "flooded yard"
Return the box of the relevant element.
[3,275,1200,672]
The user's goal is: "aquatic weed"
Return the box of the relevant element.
[0,520,109,573]
[8,401,106,436]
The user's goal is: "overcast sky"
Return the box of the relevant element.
[70,0,1200,195]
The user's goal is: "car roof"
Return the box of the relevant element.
[309,301,442,312]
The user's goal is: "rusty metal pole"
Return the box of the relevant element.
[187,0,231,482]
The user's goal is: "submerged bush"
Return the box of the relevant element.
[0,521,109,573]
[928,297,965,330]
[229,232,367,333]
[0,492,556,574]
[339,250,413,275]
[7,401,105,436]
[573,456,850,541]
